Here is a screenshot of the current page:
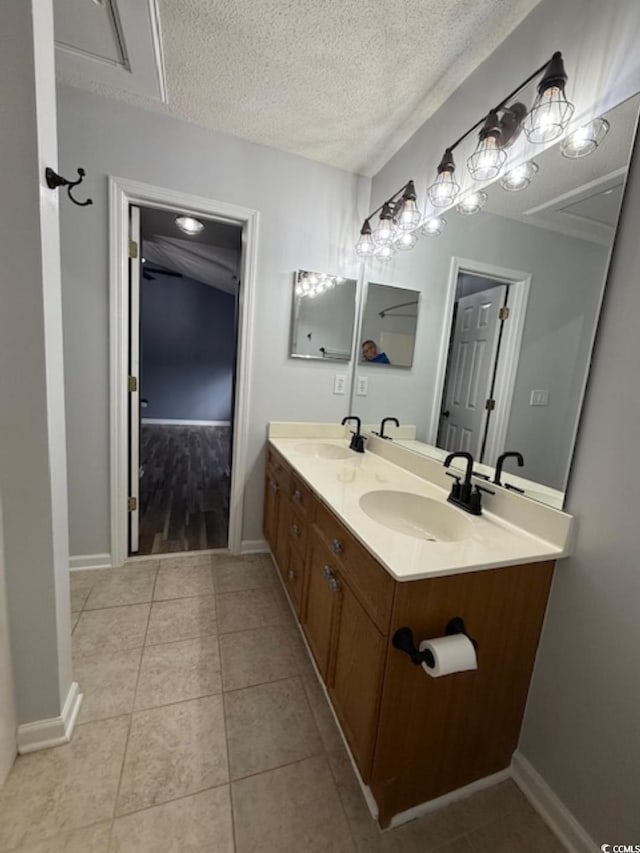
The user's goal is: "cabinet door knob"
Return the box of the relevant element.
[328,576,341,593]
[322,564,333,579]
[293,489,302,502]
[331,538,343,554]
[291,524,300,538]
[288,569,296,581]
[270,481,278,493]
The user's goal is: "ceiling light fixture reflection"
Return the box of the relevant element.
[456,191,487,215]
[296,270,344,299]
[420,216,447,236]
[500,160,539,191]
[374,244,396,261]
[395,231,418,251]
[561,117,610,158]
[175,215,204,235]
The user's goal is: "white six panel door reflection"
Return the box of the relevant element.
[440,284,507,456]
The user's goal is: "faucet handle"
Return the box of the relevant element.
[445,471,461,499]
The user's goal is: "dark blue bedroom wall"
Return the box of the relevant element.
[140,273,236,421]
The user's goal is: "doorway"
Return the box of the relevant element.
[129,206,242,555]
[433,258,530,466]
[110,178,259,567]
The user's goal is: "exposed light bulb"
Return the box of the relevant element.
[500,160,539,192]
[373,203,397,246]
[295,284,303,296]
[175,215,204,235]
[355,221,375,257]
[427,149,460,209]
[456,191,487,216]
[561,117,609,158]
[395,231,417,251]
[523,53,574,144]
[397,180,422,231]
[467,112,507,181]
[420,216,446,236]
[308,273,318,286]
[374,244,395,261]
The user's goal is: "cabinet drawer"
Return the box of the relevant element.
[267,446,291,490]
[315,502,394,634]
[290,475,314,519]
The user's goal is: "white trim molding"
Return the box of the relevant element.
[69,553,112,572]
[241,539,269,555]
[511,751,599,853]
[141,418,231,427]
[109,177,259,567]
[17,682,83,754]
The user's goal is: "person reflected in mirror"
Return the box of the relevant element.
[362,339,391,364]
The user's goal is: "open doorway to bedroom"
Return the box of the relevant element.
[129,205,242,556]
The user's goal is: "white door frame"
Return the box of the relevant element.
[428,256,531,465]
[109,177,259,566]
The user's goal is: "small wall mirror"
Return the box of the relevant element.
[289,269,357,361]
[360,283,419,367]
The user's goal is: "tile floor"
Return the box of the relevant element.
[0,553,568,852]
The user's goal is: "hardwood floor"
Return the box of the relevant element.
[136,424,231,555]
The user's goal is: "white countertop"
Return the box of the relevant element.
[269,435,570,582]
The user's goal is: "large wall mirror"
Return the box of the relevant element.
[290,269,357,361]
[350,93,640,508]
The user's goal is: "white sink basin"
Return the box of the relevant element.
[359,490,474,542]
[295,442,353,460]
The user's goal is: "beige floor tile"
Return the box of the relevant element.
[211,556,272,593]
[327,748,371,821]
[465,808,566,853]
[0,718,128,850]
[232,755,354,852]
[71,612,81,633]
[110,786,233,852]
[447,780,531,833]
[225,676,323,779]
[216,587,286,634]
[134,635,221,709]
[11,821,113,853]
[123,558,161,572]
[116,695,229,815]
[74,648,142,723]
[85,567,157,610]
[155,554,214,571]
[70,585,90,612]
[154,562,214,600]
[145,596,216,645]
[70,568,112,590]
[219,624,309,691]
[73,604,150,657]
[301,670,345,753]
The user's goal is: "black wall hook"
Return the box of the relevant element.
[45,167,93,207]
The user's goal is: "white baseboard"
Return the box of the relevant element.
[141,418,231,426]
[241,539,269,554]
[511,751,599,853]
[17,682,83,754]
[69,554,112,571]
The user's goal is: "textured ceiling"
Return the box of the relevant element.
[55,0,543,175]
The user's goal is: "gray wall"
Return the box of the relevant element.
[57,85,368,556]
[140,274,236,422]
[367,0,640,843]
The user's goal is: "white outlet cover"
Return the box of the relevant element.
[333,374,346,395]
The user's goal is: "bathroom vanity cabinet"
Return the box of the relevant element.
[263,444,555,827]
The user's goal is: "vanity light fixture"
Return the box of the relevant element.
[372,202,398,246]
[467,111,508,181]
[500,160,539,191]
[396,180,422,231]
[427,149,460,208]
[456,191,487,215]
[355,219,376,257]
[420,216,447,236]
[175,215,204,235]
[561,117,610,158]
[523,52,574,144]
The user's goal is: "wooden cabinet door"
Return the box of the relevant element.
[302,531,341,681]
[285,542,306,616]
[274,490,290,575]
[263,474,279,551]
[329,581,386,782]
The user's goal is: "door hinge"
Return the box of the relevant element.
[128,375,138,392]
[127,496,137,512]
[485,398,496,412]
[498,306,510,320]
[128,240,138,259]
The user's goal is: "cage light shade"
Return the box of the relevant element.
[374,243,395,261]
[428,149,460,208]
[561,117,609,158]
[395,231,418,251]
[523,52,574,144]
[500,160,539,191]
[457,191,487,215]
[421,216,446,236]
[397,180,422,230]
[355,219,375,256]
[468,136,507,181]
[373,202,397,245]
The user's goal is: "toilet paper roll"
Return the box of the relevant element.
[419,633,477,677]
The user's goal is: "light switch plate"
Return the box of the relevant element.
[356,376,368,396]
[333,374,346,395]
[530,389,549,406]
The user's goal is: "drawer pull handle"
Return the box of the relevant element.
[322,564,333,579]
[293,489,302,502]
[270,482,278,493]
[291,524,300,538]
[288,569,296,581]
[331,538,343,554]
[328,576,341,593]
[275,463,282,473]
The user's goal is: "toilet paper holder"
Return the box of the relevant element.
[392,618,477,669]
